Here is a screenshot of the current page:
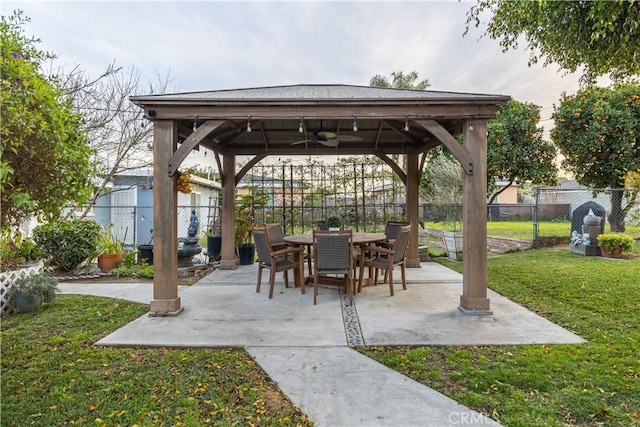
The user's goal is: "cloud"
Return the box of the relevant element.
[7,0,589,127]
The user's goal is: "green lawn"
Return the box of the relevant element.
[2,248,639,426]
[360,248,640,426]
[1,297,312,426]
[423,220,640,242]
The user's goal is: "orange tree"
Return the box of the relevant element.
[552,83,640,232]
[487,99,557,204]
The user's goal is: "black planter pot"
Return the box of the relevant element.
[137,244,154,265]
[238,244,255,265]
[207,236,222,261]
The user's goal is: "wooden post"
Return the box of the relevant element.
[150,120,182,316]
[219,151,237,269]
[460,119,491,314]
[405,151,421,267]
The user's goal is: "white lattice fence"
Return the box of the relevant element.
[0,264,43,317]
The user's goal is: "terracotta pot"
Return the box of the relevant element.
[98,253,123,272]
[600,246,623,259]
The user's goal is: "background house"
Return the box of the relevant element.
[93,168,222,248]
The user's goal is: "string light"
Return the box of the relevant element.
[247,116,252,132]
[404,116,409,132]
[468,118,474,131]
[298,116,304,133]
[352,115,358,132]
[193,115,198,131]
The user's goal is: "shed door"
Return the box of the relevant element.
[112,186,137,247]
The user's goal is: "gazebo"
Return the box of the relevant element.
[131,84,510,316]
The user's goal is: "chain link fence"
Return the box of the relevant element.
[423,187,638,252]
[78,159,639,254]
[83,205,213,250]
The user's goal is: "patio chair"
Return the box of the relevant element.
[316,220,329,230]
[380,220,411,247]
[358,224,411,296]
[265,223,288,251]
[312,230,354,305]
[253,227,305,299]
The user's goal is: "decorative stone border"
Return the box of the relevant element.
[340,288,365,346]
[0,264,43,317]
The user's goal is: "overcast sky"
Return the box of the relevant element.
[5,0,592,133]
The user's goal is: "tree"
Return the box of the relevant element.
[487,100,558,204]
[551,83,640,231]
[1,11,95,229]
[466,1,640,83]
[370,71,430,167]
[369,71,429,90]
[420,147,463,230]
[60,63,170,218]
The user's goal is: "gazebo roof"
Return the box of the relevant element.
[133,84,505,102]
[131,84,509,156]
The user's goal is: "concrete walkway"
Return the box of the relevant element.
[59,262,584,426]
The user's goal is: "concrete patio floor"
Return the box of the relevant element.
[60,261,585,426]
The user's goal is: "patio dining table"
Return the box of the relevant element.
[283,232,385,288]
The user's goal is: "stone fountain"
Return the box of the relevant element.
[569,202,605,256]
[177,210,202,267]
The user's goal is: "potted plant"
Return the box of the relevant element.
[597,233,635,258]
[441,204,463,261]
[97,225,125,272]
[1,230,43,272]
[326,215,343,230]
[235,186,269,265]
[206,228,222,262]
[7,272,59,314]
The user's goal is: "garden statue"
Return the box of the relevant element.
[187,210,199,238]
[178,210,202,267]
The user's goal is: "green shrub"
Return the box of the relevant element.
[326,215,343,228]
[137,265,154,279]
[597,233,635,253]
[7,272,59,313]
[33,219,102,271]
[110,266,133,277]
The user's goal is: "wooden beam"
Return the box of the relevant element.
[144,104,503,121]
[168,120,225,176]
[219,152,237,270]
[460,119,491,313]
[235,153,267,186]
[413,119,473,175]
[405,150,421,267]
[374,151,406,185]
[214,152,224,186]
[150,120,182,316]
[418,151,428,182]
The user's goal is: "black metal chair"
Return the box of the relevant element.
[312,230,354,305]
[358,225,411,296]
[253,227,305,299]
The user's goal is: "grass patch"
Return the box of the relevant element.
[360,248,640,426]
[422,220,640,241]
[1,296,311,426]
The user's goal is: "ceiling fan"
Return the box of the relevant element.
[291,120,362,147]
